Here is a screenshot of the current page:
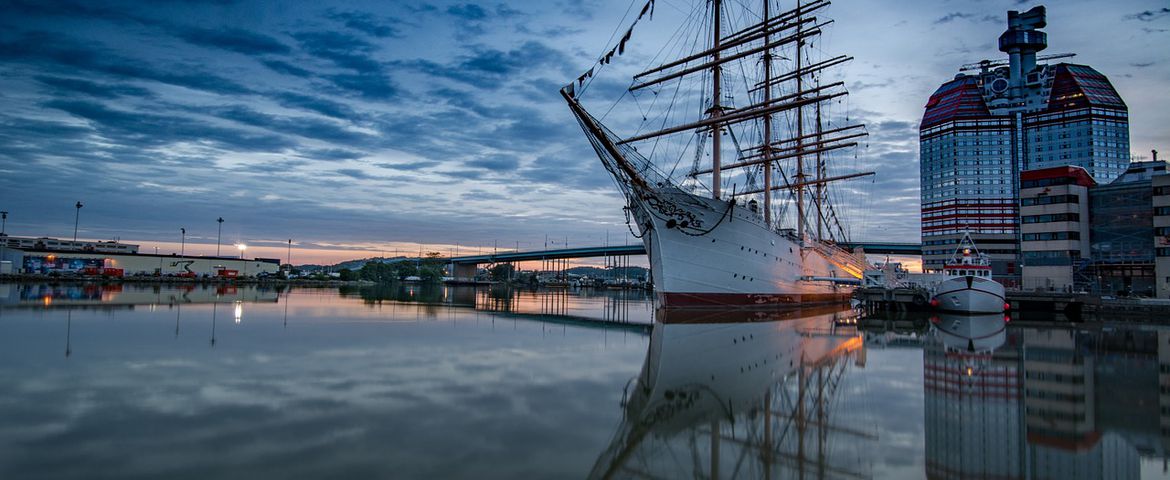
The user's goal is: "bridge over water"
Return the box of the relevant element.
[447,242,919,278]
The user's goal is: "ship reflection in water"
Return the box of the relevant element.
[592,305,874,479]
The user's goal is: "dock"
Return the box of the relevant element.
[855,286,1170,320]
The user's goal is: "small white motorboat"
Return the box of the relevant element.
[930,233,1007,314]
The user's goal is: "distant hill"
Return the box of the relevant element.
[566,266,648,279]
[298,256,411,272]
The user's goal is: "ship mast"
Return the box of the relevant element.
[762,0,774,227]
[815,99,824,239]
[794,0,806,241]
[710,0,723,200]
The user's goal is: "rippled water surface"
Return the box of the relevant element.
[1,283,1168,479]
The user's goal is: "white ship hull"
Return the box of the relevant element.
[931,276,1006,314]
[629,185,858,307]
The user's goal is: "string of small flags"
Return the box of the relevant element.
[565,0,655,99]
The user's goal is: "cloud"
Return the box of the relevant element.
[460,189,510,201]
[291,30,378,71]
[446,4,488,20]
[33,75,153,99]
[0,32,253,95]
[933,12,998,24]
[326,10,402,38]
[176,27,291,55]
[303,148,366,161]
[42,99,295,153]
[206,105,371,145]
[1124,7,1170,22]
[401,41,568,89]
[324,72,399,99]
[466,155,520,172]
[271,92,358,120]
[376,160,440,171]
[335,168,374,179]
[261,59,314,78]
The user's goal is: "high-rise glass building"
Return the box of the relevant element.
[919,6,1129,283]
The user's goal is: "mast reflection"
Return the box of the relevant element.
[590,306,871,479]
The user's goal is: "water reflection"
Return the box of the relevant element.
[592,305,873,479]
[0,282,280,308]
[7,281,1170,478]
[339,284,653,325]
[0,285,651,479]
[921,313,1170,478]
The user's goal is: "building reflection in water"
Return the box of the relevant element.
[590,305,873,479]
[923,313,1170,479]
[0,282,280,308]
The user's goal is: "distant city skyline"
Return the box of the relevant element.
[1,0,1166,264]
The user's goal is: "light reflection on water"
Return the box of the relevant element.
[0,283,1168,479]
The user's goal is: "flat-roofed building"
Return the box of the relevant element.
[1020,166,1095,291]
[0,235,138,254]
[1088,161,1163,296]
[1155,172,1170,299]
[1,248,278,278]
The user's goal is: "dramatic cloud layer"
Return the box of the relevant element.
[0,0,1166,263]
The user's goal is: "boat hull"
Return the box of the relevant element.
[629,186,857,308]
[931,276,1006,314]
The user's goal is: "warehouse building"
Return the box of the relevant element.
[0,242,279,278]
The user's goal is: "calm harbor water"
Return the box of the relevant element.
[1,282,1168,479]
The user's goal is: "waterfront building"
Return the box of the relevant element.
[1155,173,1170,299]
[1019,166,1094,292]
[1017,160,1168,296]
[0,235,139,254]
[920,6,1129,283]
[1089,162,1160,296]
[0,248,279,278]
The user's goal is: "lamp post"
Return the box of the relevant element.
[1,211,7,272]
[216,217,224,256]
[180,228,186,257]
[73,201,83,242]
[286,239,292,269]
[237,243,247,278]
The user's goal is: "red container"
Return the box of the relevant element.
[101,268,124,278]
[217,269,239,278]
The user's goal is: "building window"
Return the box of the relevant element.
[1022,213,1080,224]
[1022,232,1081,241]
[1021,194,1079,206]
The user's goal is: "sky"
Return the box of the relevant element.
[0,0,1166,264]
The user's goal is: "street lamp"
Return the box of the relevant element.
[180,227,186,257]
[73,201,83,242]
[216,217,224,256]
[0,211,7,272]
[237,243,248,277]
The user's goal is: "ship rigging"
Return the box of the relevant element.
[563,0,875,306]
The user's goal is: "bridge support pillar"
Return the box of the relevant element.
[453,263,477,282]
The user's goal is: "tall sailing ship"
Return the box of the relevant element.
[563,0,872,307]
